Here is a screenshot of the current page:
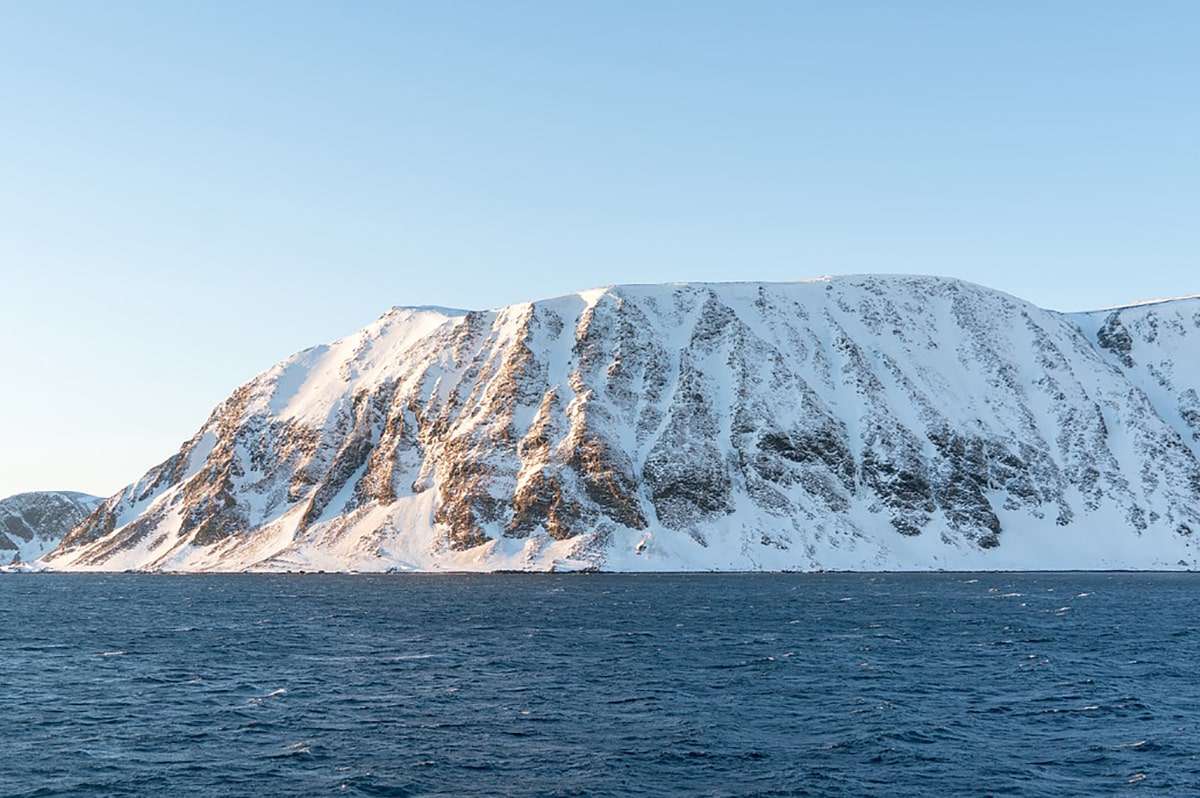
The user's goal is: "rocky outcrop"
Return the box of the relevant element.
[43,277,1200,572]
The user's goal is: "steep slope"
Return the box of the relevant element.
[1072,296,1200,461]
[46,276,1200,572]
[0,491,104,564]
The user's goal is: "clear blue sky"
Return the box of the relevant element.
[2,1,1198,498]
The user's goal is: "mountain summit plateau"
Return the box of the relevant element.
[45,275,1200,572]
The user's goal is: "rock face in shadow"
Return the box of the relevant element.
[45,277,1200,572]
[0,491,103,564]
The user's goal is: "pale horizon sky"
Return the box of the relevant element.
[2,1,1198,499]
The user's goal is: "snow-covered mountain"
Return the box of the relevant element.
[1,491,103,564]
[45,275,1200,572]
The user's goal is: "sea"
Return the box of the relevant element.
[2,572,1198,797]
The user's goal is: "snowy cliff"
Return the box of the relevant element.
[46,275,1200,572]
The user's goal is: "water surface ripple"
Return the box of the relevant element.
[2,572,1198,796]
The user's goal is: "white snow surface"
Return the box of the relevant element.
[42,275,1200,572]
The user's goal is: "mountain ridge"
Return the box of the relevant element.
[44,275,1200,572]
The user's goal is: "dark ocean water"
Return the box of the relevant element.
[2,572,1198,797]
